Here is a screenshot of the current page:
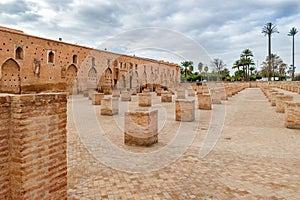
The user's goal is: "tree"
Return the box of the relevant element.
[211,58,225,72]
[232,60,241,71]
[198,62,203,73]
[261,54,287,80]
[262,22,279,81]
[288,27,298,81]
[220,68,230,81]
[211,58,226,81]
[181,61,194,78]
[240,49,254,81]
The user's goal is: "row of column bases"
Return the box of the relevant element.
[84,83,249,147]
[260,85,300,129]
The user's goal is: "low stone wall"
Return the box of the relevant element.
[285,102,300,129]
[0,93,67,199]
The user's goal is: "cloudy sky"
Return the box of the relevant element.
[1,0,300,74]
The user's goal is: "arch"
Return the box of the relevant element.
[121,75,126,89]
[87,67,97,90]
[0,58,21,94]
[99,68,113,94]
[15,46,23,60]
[132,71,138,89]
[163,73,168,86]
[66,64,77,94]
[113,68,119,85]
[129,76,132,89]
[92,57,95,66]
[141,71,147,85]
[48,51,54,63]
[151,72,155,83]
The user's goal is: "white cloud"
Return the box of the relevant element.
[0,0,300,73]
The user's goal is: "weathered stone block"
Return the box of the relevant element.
[138,93,152,107]
[187,88,195,97]
[121,91,131,101]
[285,102,300,129]
[161,91,172,102]
[112,89,120,97]
[88,90,95,100]
[156,88,162,96]
[176,88,185,99]
[270,92,284,106]
[131,88,137,95]
[91,93,104,105]
[101,97,119,115]
[198,93,212,110]
[276,95,294,113]
[211,89,222,104]
[124,109,158,146]
[83,90,89,97]
[175,99,195,122]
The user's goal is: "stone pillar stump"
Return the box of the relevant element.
[91,92,104,105]
[124,109,158,146]
[285,102,300,129]
[198,93,212,110]
[175,99,195,122]
[121,91,131,101]
[101,97,119,115]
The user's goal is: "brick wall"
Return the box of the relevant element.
[0,96,11,199]
[0,93,67,199]
[0,26,181,94]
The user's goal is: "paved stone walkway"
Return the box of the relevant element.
[67,88,300,199]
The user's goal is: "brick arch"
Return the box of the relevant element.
[66,64,77,94]
[87,67,97,90]
[141,71,147,86]
[132,71,138,89]
[0,58,21,94]
[99,67,113,94]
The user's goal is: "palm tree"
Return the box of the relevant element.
[262,22,279,81]
[240,49,254,81]
[288,27,298,81]
[181,61,194,78]
[232,60,241,71]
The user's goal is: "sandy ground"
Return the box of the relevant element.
[67,88,300,199]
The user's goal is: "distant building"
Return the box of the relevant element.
[0,26,180,94]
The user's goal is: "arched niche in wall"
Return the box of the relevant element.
[0,58,21,94]
[87,67,97,90]
[65,64,78,94]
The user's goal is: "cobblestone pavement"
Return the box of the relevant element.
[67,88,300,199]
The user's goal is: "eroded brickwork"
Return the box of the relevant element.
[0,93,67,199]
[0,96,11,199]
